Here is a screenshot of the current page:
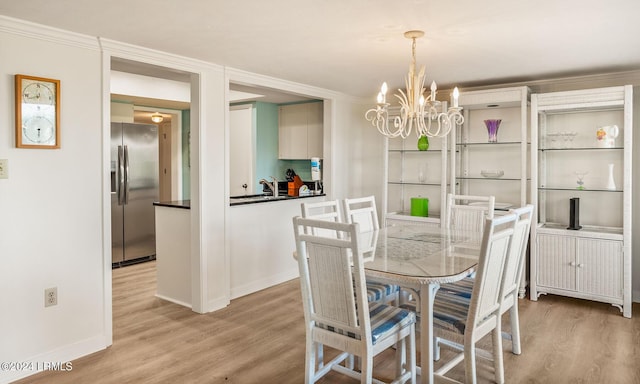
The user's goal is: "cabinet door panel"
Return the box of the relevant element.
[576,238,623,299]
[537,233,575,291]
[307,102,323,158]
[279,104,308,159]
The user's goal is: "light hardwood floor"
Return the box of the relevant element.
[16,261,640,383]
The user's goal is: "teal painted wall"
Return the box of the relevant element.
[255,101,280,184]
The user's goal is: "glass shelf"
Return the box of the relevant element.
[457,176,525,181]
[456,141,525,146]
[538,187,623,193]
[539,146,623,151]
[388,181,446,187]
[388,148,444,153]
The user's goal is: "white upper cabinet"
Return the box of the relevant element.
[278,102,323,159]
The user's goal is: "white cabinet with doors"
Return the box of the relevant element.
[530,85,632,318]
[278,101,323,159]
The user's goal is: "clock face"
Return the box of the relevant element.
[16,76,59,147]
[23,115,55,143]
[22,81,55,105]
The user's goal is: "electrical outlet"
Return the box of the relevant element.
[0,159,7,179]
[45,287,57,307]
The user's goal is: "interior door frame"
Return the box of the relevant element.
[100,39,212,347]
[134,106,183,201]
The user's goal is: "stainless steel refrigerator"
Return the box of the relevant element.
[111,122,159,266]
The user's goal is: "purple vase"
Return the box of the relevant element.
[484,119,502,143]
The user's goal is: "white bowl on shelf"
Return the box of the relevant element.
[480,170,504,178]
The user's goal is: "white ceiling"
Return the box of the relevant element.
[2,1,640,101]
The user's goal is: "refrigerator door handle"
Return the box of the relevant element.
[123,145,130,204]
[117,145,125,205]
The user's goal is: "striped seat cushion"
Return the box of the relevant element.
[366,281,400,303]
[432,290,471,335]
[439,277,474,299]
[399,285,473,335]
[318,303,415,345]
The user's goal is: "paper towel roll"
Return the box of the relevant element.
[311,157,321,181]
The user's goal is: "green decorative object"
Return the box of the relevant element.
[417,135,429,151]
[410,197,429,217]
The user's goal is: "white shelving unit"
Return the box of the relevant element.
[530,85,632,318]
[451,86,530,209]
[452,86,530,296]
[383,133,448,228]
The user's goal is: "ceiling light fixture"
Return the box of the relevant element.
[151,113,164,123]
[365,30,464,139]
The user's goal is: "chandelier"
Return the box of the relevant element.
[365,30,464,139]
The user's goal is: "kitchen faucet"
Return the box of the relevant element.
[259,176,278,197]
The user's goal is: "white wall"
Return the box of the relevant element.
[0,19,106,383]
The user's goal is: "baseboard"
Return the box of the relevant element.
[0,334,108,384]
[206,295,231,313]
[230,268,298,300]
[155,294,192,309]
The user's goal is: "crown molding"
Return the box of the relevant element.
[225,66,351,102]
[100,38,223,75]
[458,70,640,94]
[0,15,98,50]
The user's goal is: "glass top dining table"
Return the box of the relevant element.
[358,224,484,383]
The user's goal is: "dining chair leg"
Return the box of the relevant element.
[316,343,324,369]
[433,336,441,361]
[395,338,405,377]
[409,326,417,383]
[492,323,505,384]
[361,355,373,384]
[464,341,477,384]
[509,303,522,355]
[306,338,316,384]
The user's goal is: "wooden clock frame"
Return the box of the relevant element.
[15,74,61,149]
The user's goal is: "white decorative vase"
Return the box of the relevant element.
[607,163,616,190]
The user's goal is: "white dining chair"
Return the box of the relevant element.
[293,217,417,384]
[431,213,517,384]
[342,195,380,232]
[342,196,400,305]
[445,193,495,232]
[301,199,343,237]
[436,204,534,355]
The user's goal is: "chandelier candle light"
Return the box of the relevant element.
[365,30,464,142]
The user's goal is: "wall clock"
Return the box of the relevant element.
[15,74,60,149]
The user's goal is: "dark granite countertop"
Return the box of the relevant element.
[153,200,191,209]
[230,193,325,206]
